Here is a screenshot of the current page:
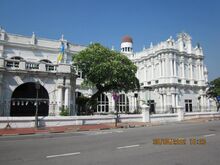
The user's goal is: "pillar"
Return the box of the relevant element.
[172,94,175,107]
[162,59,165,77]
[170,59,173,76]
[198,64,201,80]
[177,106,184,121]
[64,87,70,108]
[159,60,162,77]
[57,87,63,108]
[201,65,204,80]
[141,104,150,122]
[164,94,167,112]
[144,67,147,82]
[190,64,193,79]
[151,63,154,80]
[160,94,163,113]
[182,62,185,78]
[174,59,177,76]
[175,94,179,107]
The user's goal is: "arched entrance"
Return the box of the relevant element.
[10,82,49,116]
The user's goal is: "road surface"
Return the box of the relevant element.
[0,120,220,165]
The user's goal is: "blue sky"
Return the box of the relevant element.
[1,0,220,80]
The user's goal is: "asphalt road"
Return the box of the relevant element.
[0,121,220,165]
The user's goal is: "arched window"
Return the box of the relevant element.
[118,94,129,113]
[39,59,55,71]
[6,56,24,68]
[96,93,109,113]
[40,59,52,63]
[11,56,24,60]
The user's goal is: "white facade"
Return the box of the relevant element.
[0,28,216,116]
[123,33,215,113]
[0,28,86,116]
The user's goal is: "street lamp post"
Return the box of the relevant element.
[112,92,119,127]
[35,81,40,128]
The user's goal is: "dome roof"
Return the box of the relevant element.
[121,35,133,43]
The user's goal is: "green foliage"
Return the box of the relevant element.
[59,107,70,116]
[73,43,140,102]
[76,96,97,115]
[207,77,220,111]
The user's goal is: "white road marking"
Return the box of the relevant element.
[115,130,124,133]
[203,134,216,137]
[82,130,124,136]
[46,152,80,158]
[117,144,140,149]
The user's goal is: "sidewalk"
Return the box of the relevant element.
[1,117,220,136]
[0,122,151,136]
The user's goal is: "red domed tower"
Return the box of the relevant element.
[121,35,133,54]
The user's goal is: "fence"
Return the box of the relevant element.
[0,106,220,129]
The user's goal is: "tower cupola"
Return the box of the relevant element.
[121,35,133,54]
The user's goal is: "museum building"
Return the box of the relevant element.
[0,27,214,116]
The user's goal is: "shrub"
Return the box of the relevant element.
[59,107,70,116]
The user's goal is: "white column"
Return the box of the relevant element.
[57,87,63,108]
[159,60,162,77]
[144,67,147,82]
[198,64,201,80]
[170,59,173,76]
[174,60,177,76]
[175,94,179,107]
[163,59,165,77]
[201,65,204,80]
[190,64,193,79]
[182,62,185,78]
[172,94,175,107]
[160,94,163,113]
[64,88,70,107]
[164,94,167,112]
[151,63,154,80]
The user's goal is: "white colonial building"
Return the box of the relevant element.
[120,33,214,113]
[0,27,86,116]
[0,27,215,117]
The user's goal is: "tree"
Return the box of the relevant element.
[73,43,140,107]
[206,77,220,111]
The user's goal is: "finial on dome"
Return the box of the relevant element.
[61,34,64,41]
[32,32,35,38]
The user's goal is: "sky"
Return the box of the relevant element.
[0,0,220,80]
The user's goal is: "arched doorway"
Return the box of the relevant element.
[10,82,49,116]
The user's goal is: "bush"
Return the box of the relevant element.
[59,107,70,116]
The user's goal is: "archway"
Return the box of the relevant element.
[10,82,49,116]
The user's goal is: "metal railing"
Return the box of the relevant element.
[26,62,39,70]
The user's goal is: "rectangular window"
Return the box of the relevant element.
[185,99,192,112]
